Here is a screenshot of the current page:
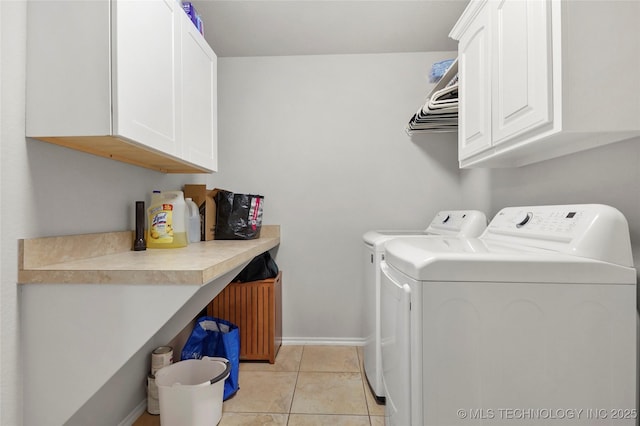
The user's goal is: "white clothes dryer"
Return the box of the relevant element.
[380,204,637,426]
[362,210,487,402]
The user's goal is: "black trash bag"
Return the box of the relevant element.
[215,190,264,240]
[233,252,279,283]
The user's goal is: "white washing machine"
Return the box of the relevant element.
[362,210,487,402]
[380,204,637,426]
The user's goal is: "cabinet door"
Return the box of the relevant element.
[458,2,492,160]
[491,0,552,145]
[113,0,181,156]
[180,13,218,172]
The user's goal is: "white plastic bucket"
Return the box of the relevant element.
[155,357,230,426]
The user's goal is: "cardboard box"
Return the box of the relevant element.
[183,185,220,241]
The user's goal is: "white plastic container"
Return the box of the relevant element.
[146,373,160,415]
[150,190,162,205]
[185,197,201,243]
[155,357,230,426]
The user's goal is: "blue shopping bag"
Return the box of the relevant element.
[181,316,240,400]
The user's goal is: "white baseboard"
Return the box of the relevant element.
[282,337,365,346]
[118,399,147,426]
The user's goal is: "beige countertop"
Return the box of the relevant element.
[18,225,280,285]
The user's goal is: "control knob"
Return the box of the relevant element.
[515,212,533,228]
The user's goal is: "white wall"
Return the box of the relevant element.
[1,2,207,424]
[2,3,26,424]
[210,52,485,342]
[2,11,482,421]
[486,136,640,278]
[7,2,635,422]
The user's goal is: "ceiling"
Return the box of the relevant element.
[191,0,470,57]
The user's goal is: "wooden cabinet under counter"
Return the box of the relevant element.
[207,272,283,364]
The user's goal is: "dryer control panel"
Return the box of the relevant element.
[483,204,633,267]
[425,210,487,237]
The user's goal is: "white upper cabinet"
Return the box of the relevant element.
[457,1,492,159]
[26,0,217,174]
[179,10,218,172]
[113,0,181,158]
[491,0,552,145]
[450,0,640,168]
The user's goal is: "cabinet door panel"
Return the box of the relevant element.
[181,15,218,172]
[491,0,552,145]
[113,0,180,156]
[458,3,492,160]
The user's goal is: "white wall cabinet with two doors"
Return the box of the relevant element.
[450,0,640,168]
[26,0,217,174]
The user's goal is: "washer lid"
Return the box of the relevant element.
[384,237,636,284]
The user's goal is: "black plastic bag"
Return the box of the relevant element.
[215,190,264,240]
[233,252,279,283]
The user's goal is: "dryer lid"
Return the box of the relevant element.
[363,229,432,246]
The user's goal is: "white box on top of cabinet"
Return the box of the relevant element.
[26,0,217,174]
[450,0,640,168]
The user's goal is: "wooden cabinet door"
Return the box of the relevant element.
[180,12,218,172]
[113,0,181,157]
[457,2,492,161]
[491,0,553,145]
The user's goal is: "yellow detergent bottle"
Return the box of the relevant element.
[147,190,188,248]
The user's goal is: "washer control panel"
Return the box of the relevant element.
[483,204,633,266]
[489,207,586,240]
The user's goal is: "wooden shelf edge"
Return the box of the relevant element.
[31,135,212,174]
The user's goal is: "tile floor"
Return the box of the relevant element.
[134,345,385,426]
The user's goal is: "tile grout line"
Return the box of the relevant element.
[223,345,379,425]
[357,347,376,426]
[285,345,304,425]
